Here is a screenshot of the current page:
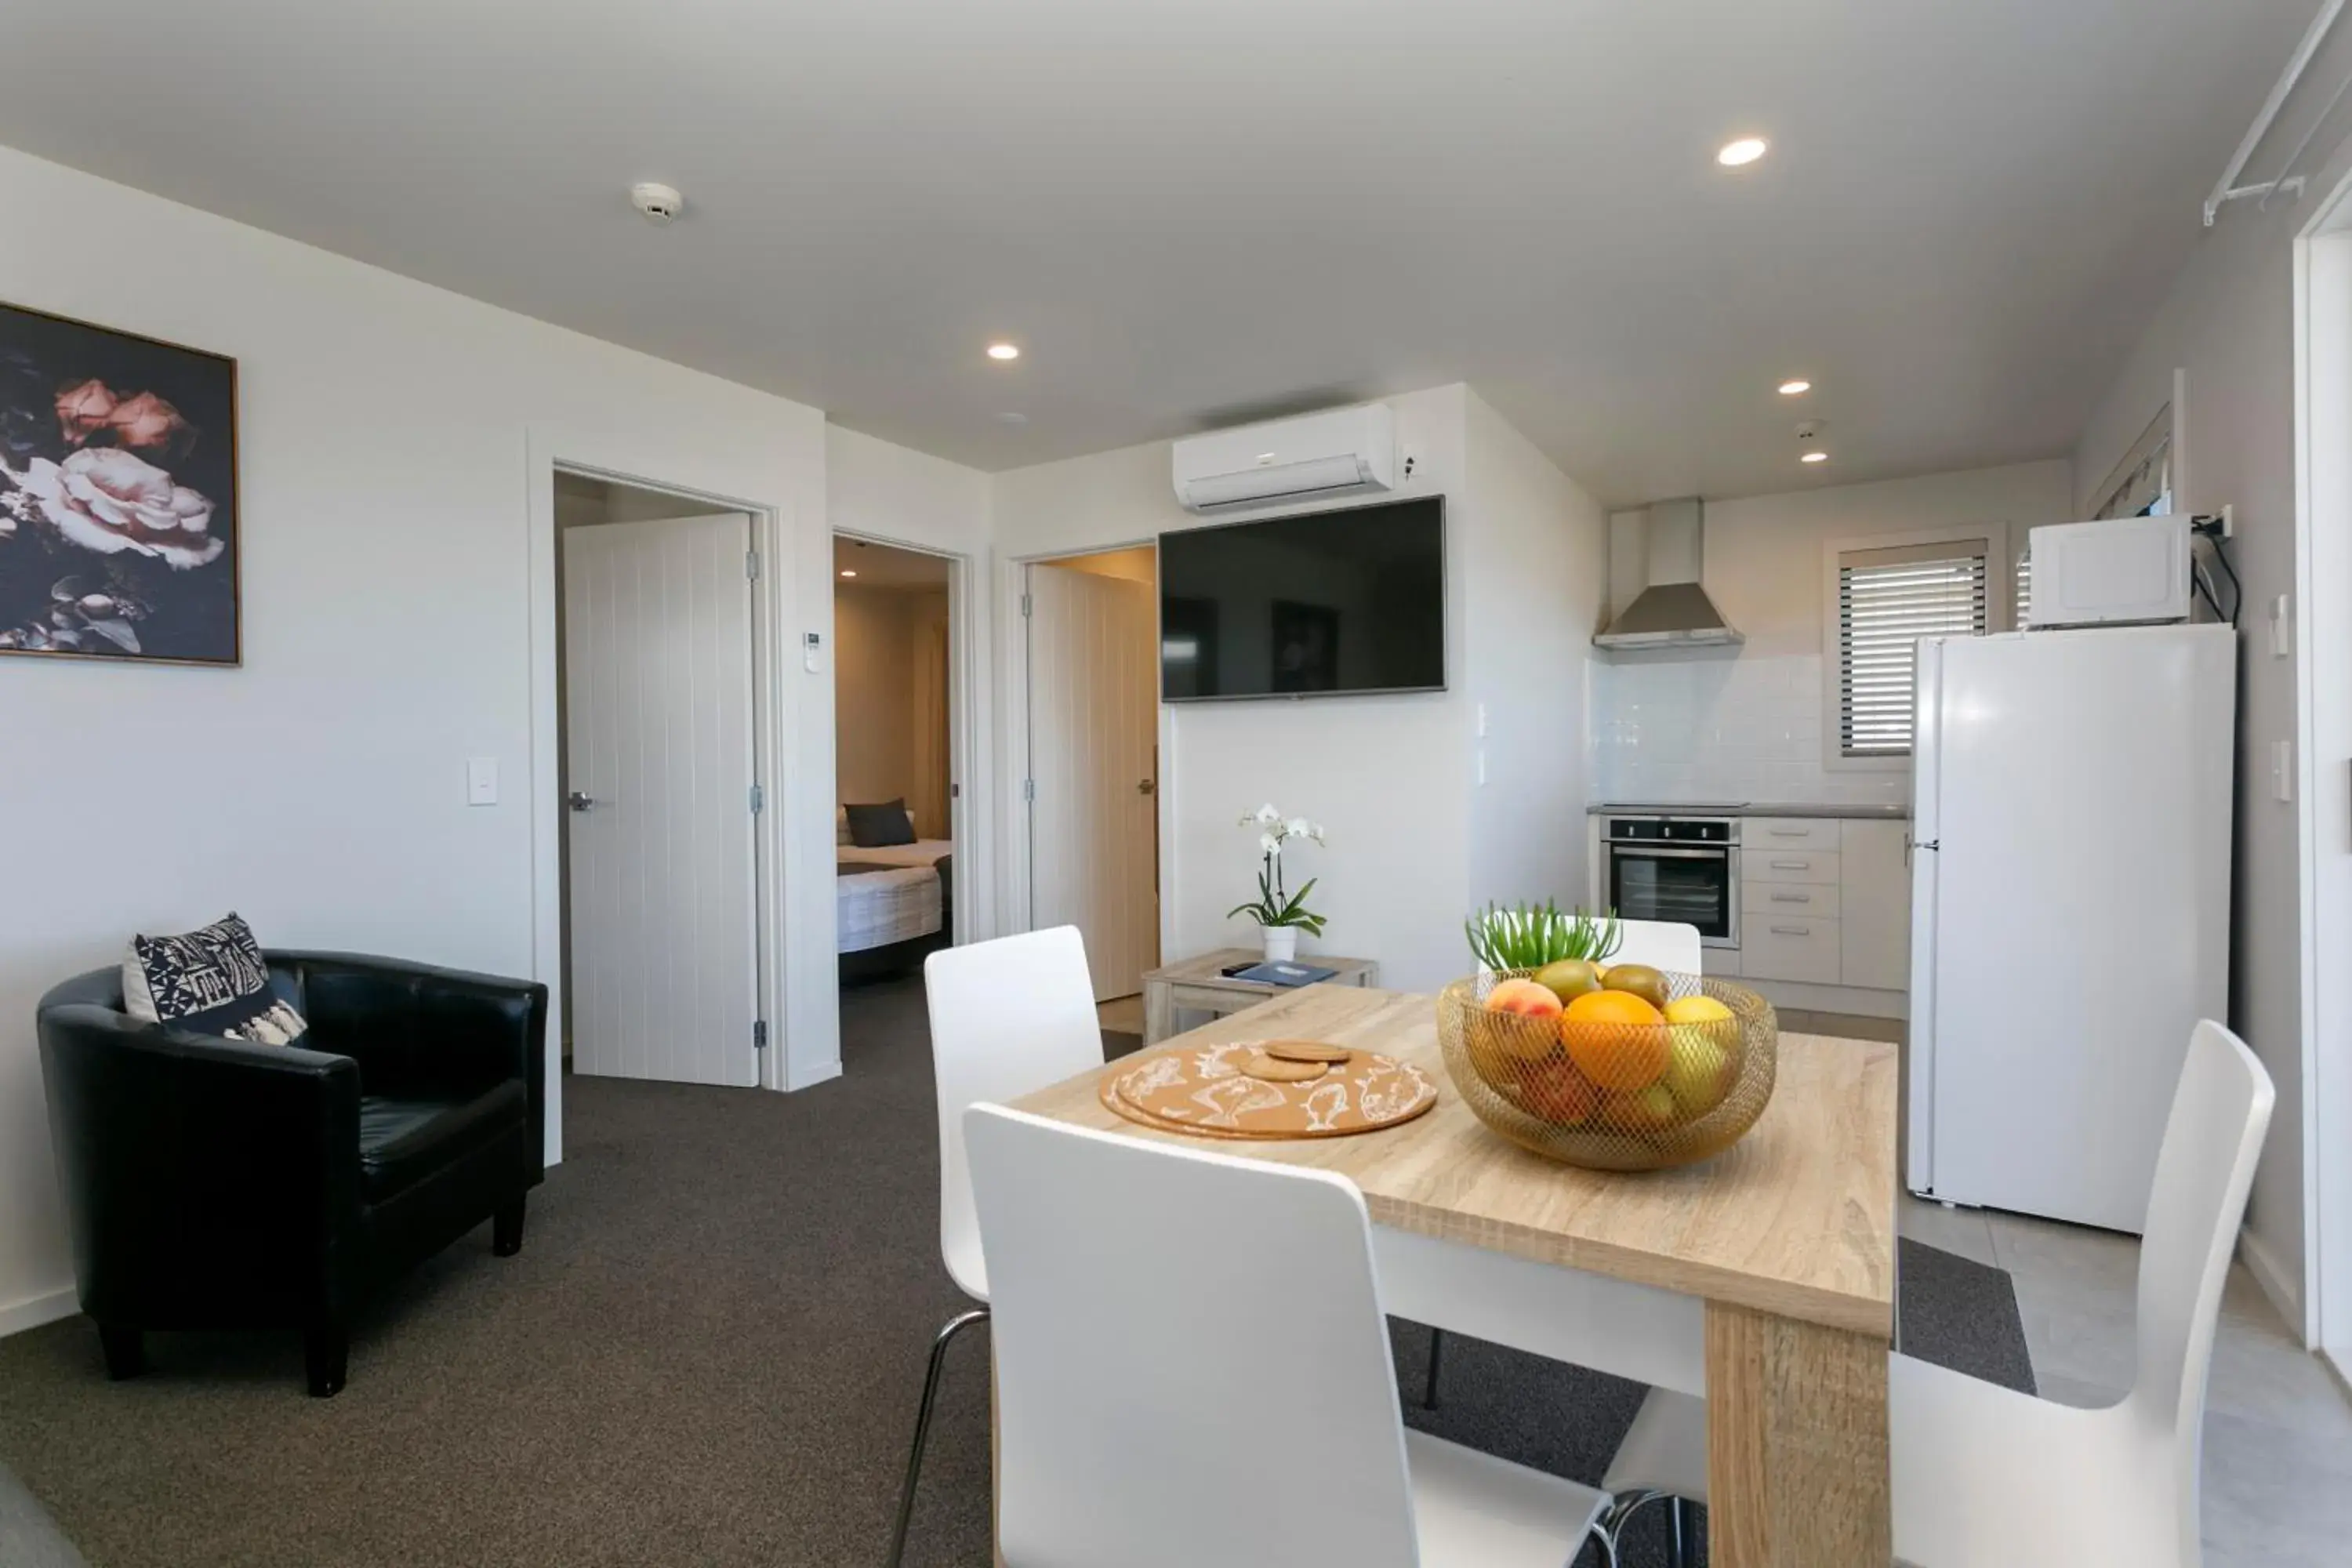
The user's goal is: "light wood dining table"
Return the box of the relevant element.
[1011,981,1900,1567]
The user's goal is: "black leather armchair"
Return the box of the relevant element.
[37,951,546,1397]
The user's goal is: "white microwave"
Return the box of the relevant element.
[2025,514,2192,628]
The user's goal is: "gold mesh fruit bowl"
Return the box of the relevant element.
[1437,968,1777,1171]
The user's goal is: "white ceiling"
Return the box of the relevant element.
[0,1,2318,503]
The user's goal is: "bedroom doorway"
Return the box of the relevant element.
[554,471,766,1088]
[1022,546,1161,1025]
[833,535,960,990]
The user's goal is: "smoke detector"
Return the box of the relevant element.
[630,183,685,224]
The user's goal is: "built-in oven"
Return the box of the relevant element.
[1601,815,1740,949]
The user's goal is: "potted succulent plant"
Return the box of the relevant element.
[1230,804,1327,962]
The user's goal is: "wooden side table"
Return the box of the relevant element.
[1140,948,1381,1044]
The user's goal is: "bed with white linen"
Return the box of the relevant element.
[837,863,942,954]
[834,840,954,873]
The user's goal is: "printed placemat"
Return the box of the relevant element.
[1100,1040,1438,1140]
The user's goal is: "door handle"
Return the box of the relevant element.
[1137,779,1156,797]
[568,791,597,813]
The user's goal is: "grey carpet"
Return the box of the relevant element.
[0,976,2031,1567]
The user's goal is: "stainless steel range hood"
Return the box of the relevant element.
[1595,497,1743,651]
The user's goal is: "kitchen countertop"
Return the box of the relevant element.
[1588,801,1911,820]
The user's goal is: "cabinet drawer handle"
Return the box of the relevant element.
[1769,860,1811,870]
[1770,892,1812,903]
[1767,828,1809,837]
[1769,924,1813,936]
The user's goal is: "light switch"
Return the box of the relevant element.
[467,757,499,806]
[804,631,826,673]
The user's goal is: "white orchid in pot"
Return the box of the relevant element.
[1230,804,1327,963]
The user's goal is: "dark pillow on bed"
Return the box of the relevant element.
[844,800,917,848]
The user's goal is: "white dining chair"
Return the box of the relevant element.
[884,925,1108,1568]
[1606,918,1703,975]
[1594,1018,2275,1568]
[964,1101,1614,1567]
[1425,916,1702,1412]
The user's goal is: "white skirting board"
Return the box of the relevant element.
[0,1287,78,1340]
[2238,1226,2306,1345]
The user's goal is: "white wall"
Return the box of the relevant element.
[2071,137,2352,1332]
[1461,388,1610,913]
[1592,460,2074,808]
[992,384,1604,991]
[0,146,845,1333]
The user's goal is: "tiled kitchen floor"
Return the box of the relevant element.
[1899,1193,2352,1564]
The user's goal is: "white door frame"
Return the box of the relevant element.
[833,528,983,947]
[997,543,1174,967]
[2295,179,2352,1368]
[528,433,794,1162]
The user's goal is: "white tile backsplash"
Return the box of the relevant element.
[1590,652,1910,807]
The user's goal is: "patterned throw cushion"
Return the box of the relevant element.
[121,913,307,1045]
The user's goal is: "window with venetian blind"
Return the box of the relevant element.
[1836,539,1991,757]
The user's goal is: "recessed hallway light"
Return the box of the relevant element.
[1778,379,1812,395]
[840,568,858,578]
[1801,450,1829,464]
[986,343,1021,361]
[1717,137,1769,168]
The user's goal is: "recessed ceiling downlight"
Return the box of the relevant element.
[840,568,858,578]
[987,343,1021,361]
[1717,137,1769,168]
[1801,450,1829,464]
[1778,379,1812,396]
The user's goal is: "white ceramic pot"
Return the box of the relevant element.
[1261,924,1300,964]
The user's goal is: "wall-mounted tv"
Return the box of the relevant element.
[1159,495,1445,701]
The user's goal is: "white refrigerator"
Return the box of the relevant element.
[1907,622,2234,1234]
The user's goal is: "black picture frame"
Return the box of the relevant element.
[0,299,241,666]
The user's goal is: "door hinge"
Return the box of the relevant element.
[749,783,765,815]
[1021,592,1033,619]
[746,549,760,580]
[753,1020,768,1050]
[1022,778,1036,802]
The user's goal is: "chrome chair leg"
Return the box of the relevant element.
[884,1306,990,1568]
[1423,1326,1446,1408]
[1668,1497,1697,1568]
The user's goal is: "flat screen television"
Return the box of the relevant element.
[1158,496,1445,701]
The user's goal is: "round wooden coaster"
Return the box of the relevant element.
[1101,1040,1438,1140]
[1260,1039,1353,1065]
[1243,1052,1329,1083]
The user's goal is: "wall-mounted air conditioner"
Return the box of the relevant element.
[1171,403,1396,513]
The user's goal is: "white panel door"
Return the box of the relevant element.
[1027,563,1159,1001]
[564,514,760,1087]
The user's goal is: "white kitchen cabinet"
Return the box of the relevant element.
[1740,916,1842,984]
[1741,848,1840,886]
[1745,880,1841,919]
[1838,818,1912,992]
[1747,817,1840,850]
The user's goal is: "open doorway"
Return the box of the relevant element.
[833,535,960,993]
[554,471,766,1087]
[1022,546,1161,1036]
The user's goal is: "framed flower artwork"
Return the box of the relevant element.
[0,300,240,665]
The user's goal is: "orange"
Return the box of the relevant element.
[1560,989,1669,1091]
